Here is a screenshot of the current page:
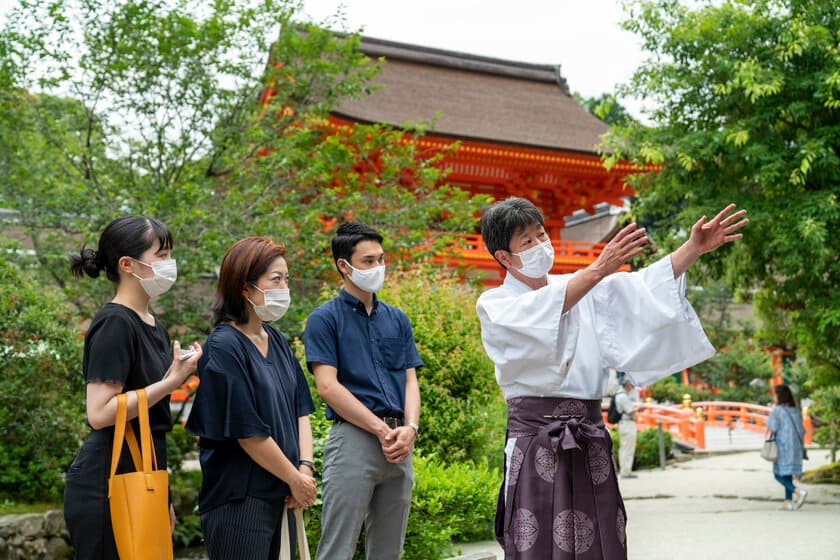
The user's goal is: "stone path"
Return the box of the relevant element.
[448,449,840,560]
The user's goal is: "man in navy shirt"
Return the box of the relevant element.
[305,222,423,560]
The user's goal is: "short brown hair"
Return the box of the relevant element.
[212,237,286,325]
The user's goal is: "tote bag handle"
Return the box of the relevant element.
[279,505,310,560]
[109,389,156,484]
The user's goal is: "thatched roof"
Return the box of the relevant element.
[334,37,608,154]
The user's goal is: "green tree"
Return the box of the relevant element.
[810,386,840,462]
[604,0,840,389]
[0,0,489,340]
[574,92,636,127]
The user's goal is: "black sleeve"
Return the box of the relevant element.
[84,312,135,386]
[186,338,270,440]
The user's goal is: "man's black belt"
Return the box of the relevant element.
[335,416,404,428]
[382,416,404,429]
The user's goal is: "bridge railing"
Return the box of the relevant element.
[602,403,706,449]
[693,401,813,445]
[602,400,814,450]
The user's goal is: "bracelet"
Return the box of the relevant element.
[299,460,315,472]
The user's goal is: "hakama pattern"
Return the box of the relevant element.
[496,397,627,559]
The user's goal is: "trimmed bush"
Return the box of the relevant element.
[299,454,501,560]
[801,461,840,485]
[648,377,712,405]
[610,427,673,471]
[377,267,506,465]
[634,427,673,469]
[0,245,85,501]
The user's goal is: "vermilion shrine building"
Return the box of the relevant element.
[331,37,638,283]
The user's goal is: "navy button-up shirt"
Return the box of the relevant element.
[304,289,423,421]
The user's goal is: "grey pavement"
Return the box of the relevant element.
[451,449,840,560]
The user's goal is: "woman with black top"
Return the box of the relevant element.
[186,237,316,559]
[64,215,202,559]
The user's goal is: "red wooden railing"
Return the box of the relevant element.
[601,400,814,450]
[693,401,813,445]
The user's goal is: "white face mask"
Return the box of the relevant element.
[511,239,554,278]
[131,258,177,297]
[248,285,290,322]
[341,260,386,293]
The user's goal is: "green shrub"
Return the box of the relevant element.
[0,245,85,501]
[409,455,500,545]
[648,377,712,405]
[634,427,673,469]
[300,454,501,559]
[170,469,203,548]
[801,461,840,484]
[166,423,199,473]
[610,427,673,471]
[378,267,506,465]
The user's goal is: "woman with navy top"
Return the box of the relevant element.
[767,384,808,511]
[186,237,316,559]
[64,215,202,559]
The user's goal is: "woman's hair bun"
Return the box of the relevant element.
[70,246,101,278]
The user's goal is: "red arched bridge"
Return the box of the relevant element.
[602,401,814,451]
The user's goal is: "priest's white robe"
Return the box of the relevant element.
[476,255,715,399]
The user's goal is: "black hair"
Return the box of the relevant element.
[479,197,546,268]
[330,221,383,274]
[70,215,173,283]
[775,384,797,408]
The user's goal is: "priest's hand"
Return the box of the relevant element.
[589,222,651,280]
[671,204,748,278]
[561,222,650,314]
[687,203,748,256]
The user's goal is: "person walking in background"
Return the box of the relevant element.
[64,216,202,559]
[305,222,422,560]
[476,197,747,559]
[767,384,808,511]
[185,237,316,559]
[615,378,639,479]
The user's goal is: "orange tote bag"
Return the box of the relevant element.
[108,389,173,560]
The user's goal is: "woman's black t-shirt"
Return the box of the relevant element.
[83,303,173,432]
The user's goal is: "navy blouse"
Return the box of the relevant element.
[186,323,315,513]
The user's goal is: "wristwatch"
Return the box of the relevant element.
[407,421,420,438]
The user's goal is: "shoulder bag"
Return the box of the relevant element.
[109,389,174,560]
[760,432,778,462]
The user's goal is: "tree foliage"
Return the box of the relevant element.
[604,0,840,387]
[0,0,489,340]
[574,92,636,127]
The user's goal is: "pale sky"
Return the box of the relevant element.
[0,0,650,117]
